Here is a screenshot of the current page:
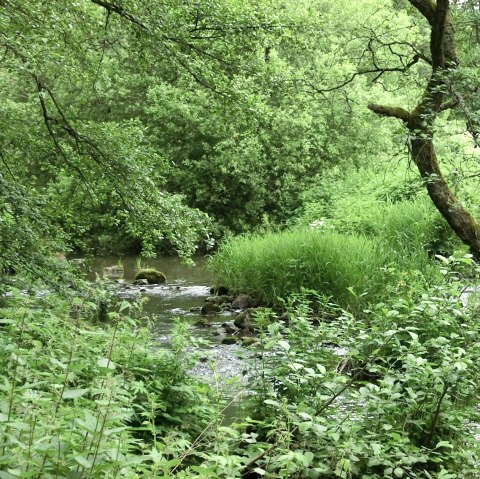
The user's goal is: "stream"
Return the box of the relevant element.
[87,256,250,418]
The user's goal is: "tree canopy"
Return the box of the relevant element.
[1,0,479,275]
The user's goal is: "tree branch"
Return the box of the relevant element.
[431,0,449,68]
[34,76,93,193]
[408,0,437,25]
[306,55,422,95]
[90,0,148,30]
[367,103,412,123]
[0,150,16,180]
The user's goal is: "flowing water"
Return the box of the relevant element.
[87,256,249,418]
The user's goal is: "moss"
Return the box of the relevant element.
[134,268,166,284]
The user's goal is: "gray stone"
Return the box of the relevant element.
[241,337,259,346]
[234,310,252,329]
[134,269,166,284]
[205,295,234,305]
[195,318,211,327]
[201,302,221,315]
[210,285,229,295]
[232,294,255,310]
[221,322,237,334]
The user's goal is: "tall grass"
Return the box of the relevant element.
[210,164,458,308]
[209,228,439,309]
[296,166,460,257]
[354,198,458,256]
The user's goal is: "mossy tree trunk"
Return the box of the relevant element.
[368,0,480,259]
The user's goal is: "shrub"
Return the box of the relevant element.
[296,166,461,258]
[0,290,214,477]
[241,256,480,478]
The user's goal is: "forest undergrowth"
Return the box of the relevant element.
[1,254,479,478]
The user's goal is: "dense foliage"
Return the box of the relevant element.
[1,258,480,478]
[1,0,480,477]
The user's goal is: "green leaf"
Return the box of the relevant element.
[303,451,314,465]
[119,300,131,312]
[74,455,93,468]
[0,319,15,324]
[435,255,449,264]
[97,358,116,370]
[407,331,419,341]
[62,388,89,399]
[435,441,453,449]
[371,443,382,455]
[253,468,266,475]
[0,471,18,479]
[11,353,25,365]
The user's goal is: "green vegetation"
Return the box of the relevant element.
[296,166,456,254]
[0,290,215,476]
[242,260,480,478]
[210,166,461,308]
[1,259,480,477]
[1,0,480,477]
[209,228,435,309]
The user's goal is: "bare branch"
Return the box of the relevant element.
[307,53,422,95]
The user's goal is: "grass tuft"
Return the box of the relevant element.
[209,228,439,309]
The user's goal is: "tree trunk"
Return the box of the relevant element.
[369,0,480,259]
[410,136,480,257]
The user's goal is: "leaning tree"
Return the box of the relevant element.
[368,0,480,258]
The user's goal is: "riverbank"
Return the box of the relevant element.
[2,253,480,477]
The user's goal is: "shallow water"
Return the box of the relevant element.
[87,255,249,419]
[87,255,211,284]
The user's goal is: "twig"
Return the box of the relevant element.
[170,389,248,474]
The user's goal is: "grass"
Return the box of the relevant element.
[209,227,440,309]
[207,165,458,309]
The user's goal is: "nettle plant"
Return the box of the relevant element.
[241,256,480,478]
[0,289,215,478]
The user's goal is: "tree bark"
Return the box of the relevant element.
[368,0,480,259]
[411,137,480,256]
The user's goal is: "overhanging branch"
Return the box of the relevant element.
[90,0,148,30]
[367,103,412,123]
